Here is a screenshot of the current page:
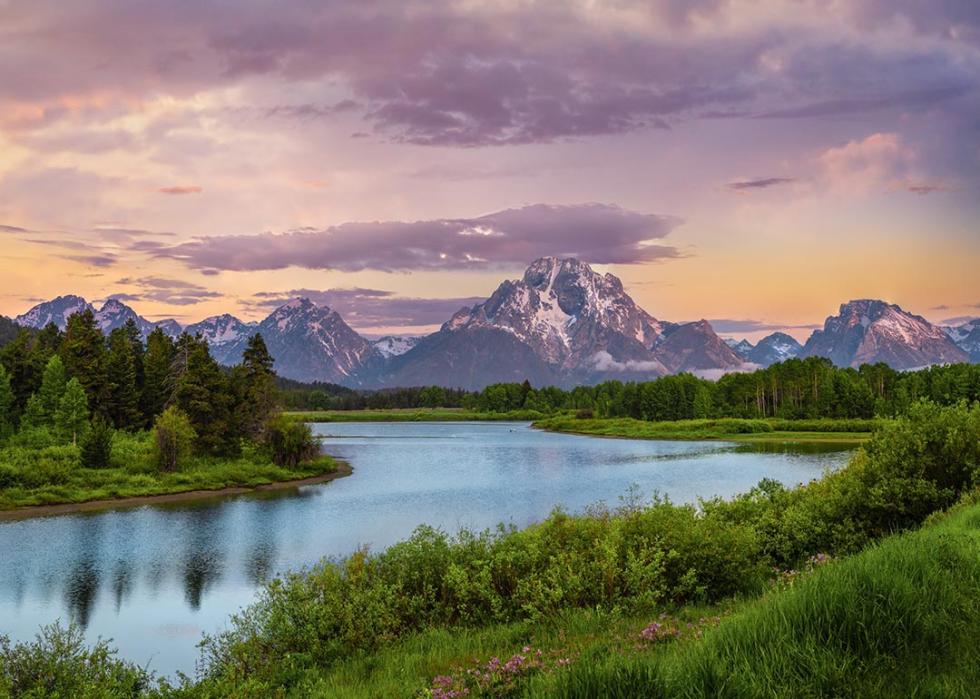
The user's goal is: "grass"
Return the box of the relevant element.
[179,494,980,698]
[0,433,339,511]
[286,408,547,422]
[540,495,980,698]
[533,416,877,444]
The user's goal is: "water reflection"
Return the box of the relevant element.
[0,422,855,676]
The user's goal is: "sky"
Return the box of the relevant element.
[0,0,978,341]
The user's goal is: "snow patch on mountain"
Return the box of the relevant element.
[372,336,421,358]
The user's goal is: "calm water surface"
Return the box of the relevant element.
[0,422,854,677]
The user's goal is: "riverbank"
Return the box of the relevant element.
[532,416,876,444]
[287,408,546,422]
[0,453,348,517]
[0,460,351,521]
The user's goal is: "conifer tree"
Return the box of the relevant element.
[106,327,141,429]
[56,378,90,446]
[122,318,146,397]
[0,330,45,413]
[20,393,46,431]
[38,355,68,421]
[0,364,13,437]
[237,333,278,439]
[60,310,108,415]
[173,336,239,455]
[141,328,175,424]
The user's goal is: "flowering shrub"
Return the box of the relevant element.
[423,646,575,698]
[773,552,833,590]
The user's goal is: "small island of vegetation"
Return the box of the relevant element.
[0,312,340,513]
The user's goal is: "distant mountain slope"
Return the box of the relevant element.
[747,332,803,367]
[945,319,980,362]
[725,338,755,358]
[16,296,182,340]
[15,295,92,330]
[185,314,258,365]
[656,320,744,374]
[377,258,741,388]
[802,300,967,369]
[372,336,421,358]
[230,299,382,384]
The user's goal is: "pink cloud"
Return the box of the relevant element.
[158,185,203,195]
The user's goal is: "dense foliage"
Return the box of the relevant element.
[0,318,334,508]
[185,400,979,694]
[278,359,980,422]
[0,400,977,697]
[0,313,280,450]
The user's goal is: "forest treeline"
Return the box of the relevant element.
[0,311,281,463]
[280,357,980,421]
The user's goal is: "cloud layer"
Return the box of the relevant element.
[1,1,978,147]
[157,203,683,272]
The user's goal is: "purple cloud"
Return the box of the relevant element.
[115,276,221,305]
[2,1,976,148]
[154,203,684,273]
[708,319,821,333]
[65,254,117,267]
[250,288,485,329]
[726,177,796,191]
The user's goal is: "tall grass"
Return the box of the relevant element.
[533,416,879,441]
[546,495,980,698]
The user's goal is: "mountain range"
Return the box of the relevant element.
[9,258,978,387]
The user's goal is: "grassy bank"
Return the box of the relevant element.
[1,401,976,697]
[287,408,546,422]
[543,495,980,698]
[0,431,340,512]
[533,416,878,443]
[299,494,980,698]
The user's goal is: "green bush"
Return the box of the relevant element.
[152,406,196,472]
[265,416,319,468]
[80,417,114,469]
[0,622,152,698]
[551,496,980,699]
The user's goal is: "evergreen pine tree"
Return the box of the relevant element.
[106,327,141,429]
[60,310,108,415]
[80,416,114,468]
[38,354,68,422]
[0,364,13,437]
[122,318,146,399]
[237,333,278,439]
[20,393,47,431]
[141,328,175,424]
[173,336,239,456]
[0,330,45,414]
[36,322,63,356]
[56,378,90,446]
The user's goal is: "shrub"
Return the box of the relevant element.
[152,406,196,472]
[265,415,319,468]
[0,622,152,698]
[80,417,114,469]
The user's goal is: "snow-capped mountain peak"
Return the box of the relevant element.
[744,332,803,367]
[15,295,93,330]
[802,299,967,368]
[372,335,420,358]
[944,319,980,362]
[725,338,755,358]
